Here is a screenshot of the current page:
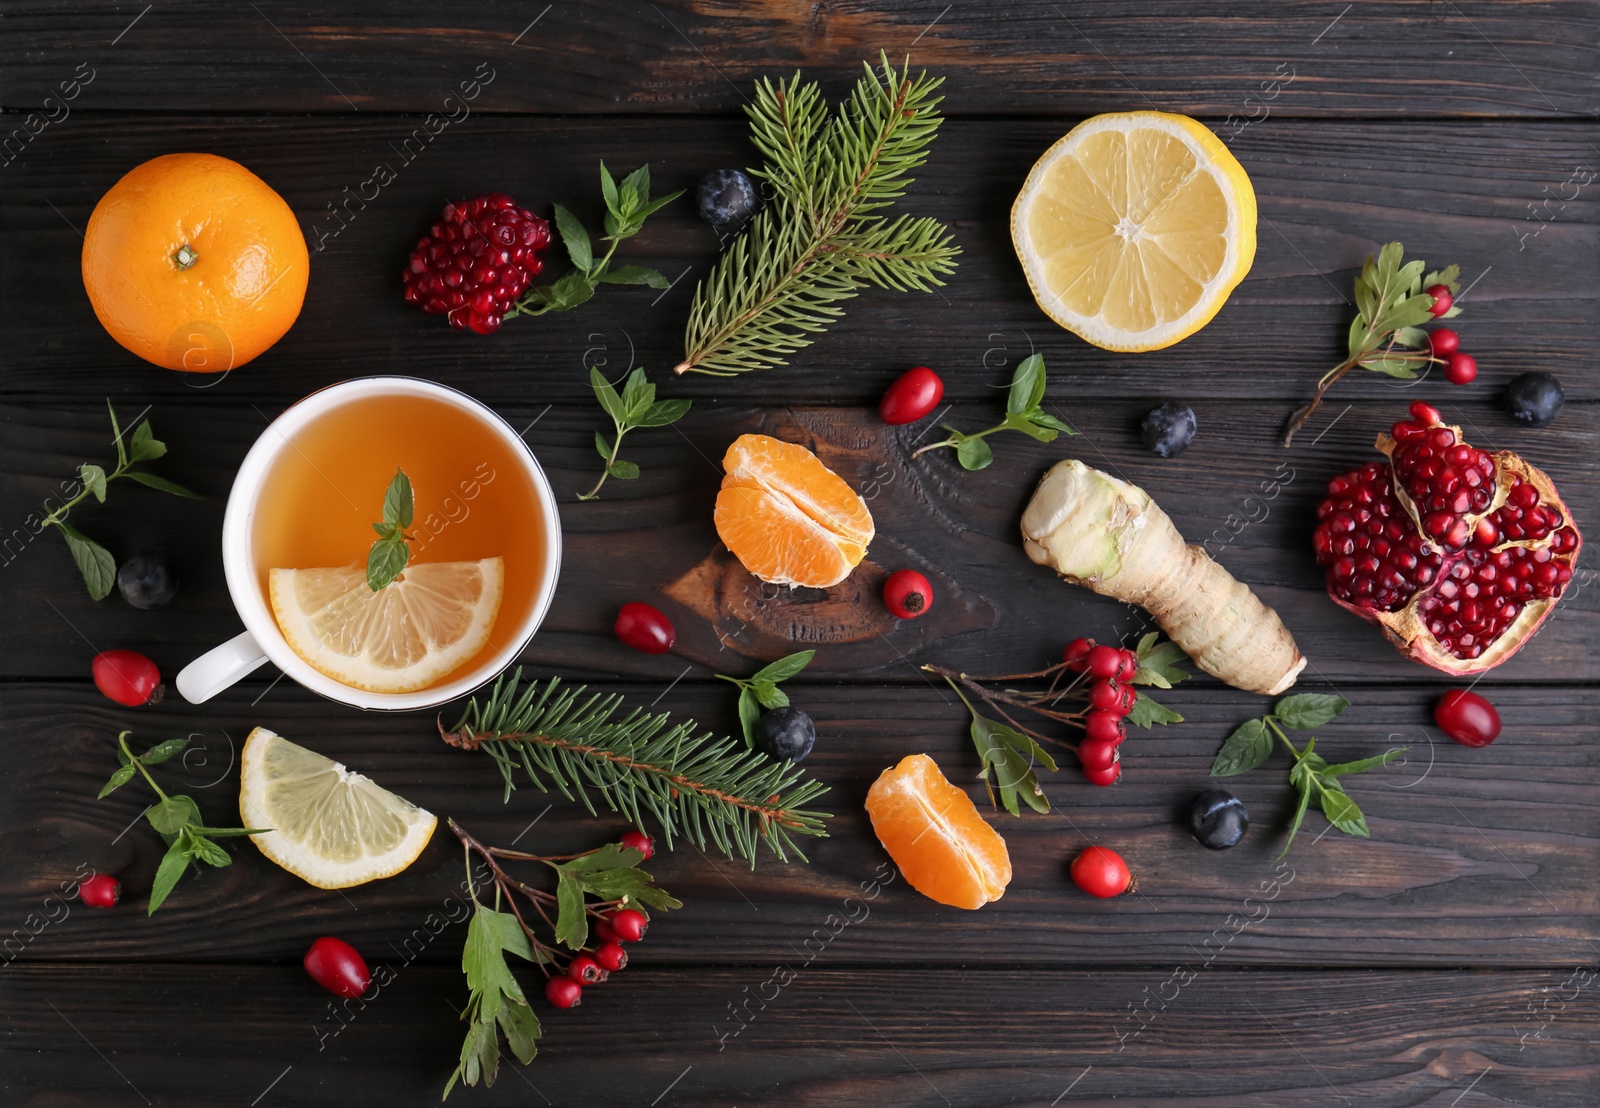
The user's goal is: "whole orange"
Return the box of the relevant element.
[82,153,308,373]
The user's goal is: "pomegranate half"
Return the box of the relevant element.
[1312,401,1581,674]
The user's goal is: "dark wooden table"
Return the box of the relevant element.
[3,3,1597,1105]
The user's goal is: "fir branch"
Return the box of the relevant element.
[440,670,830,867]
[674,53,960,376]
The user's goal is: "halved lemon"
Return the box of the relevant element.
[1011,111,1257,352]
[239,727,436,889]
[269,557,503,694]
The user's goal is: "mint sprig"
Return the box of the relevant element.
[1210,693,1406,855]
[580,367,691,501]
[367,468,413,591]
[506,162,682,319]
[97,732,267,914]
[1284,241,1464,445]
[715,650,815,749]
[913,354,1077,470]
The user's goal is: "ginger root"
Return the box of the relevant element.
[1020,459,1306,696]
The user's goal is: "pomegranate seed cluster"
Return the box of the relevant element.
[402,193,551,334]
[1314,401,1578,664]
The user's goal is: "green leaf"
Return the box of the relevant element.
[1365,358,1418,379]
[477,904,541,965]
[634,398,692,428]
[596,265,670,287]
[1277,779,1314,859]
[620,164,652,207]
[463,906,525,1014]
[1272,693,1349,730]
[129,421,166,462]
[107,400,127,469]
[593,431,613,460]
[124,470,201,498]
[598,161,619,216]
[1438,304,1463,320]
[147,837,193,914]
[606,459,640,481]
[367,536,410,592]
[969,711,1056,815]
[750,680,788,710]
[79,464,107,502]
[1391,326,1429,349]
[189,833,232,868]
[496,1000,541,1065]
[1211,718,1273,777]
[1133,640,1191,688]
[1395,258,1426,298]
[620,368,653,418]
[1421,264,1461,295]
[590,366,625,424]
[956,436,992,471]
[97,763,136,798]
[1316,785,1369,837]
[147,795,201,835]
[551,203,593,272]
[553,873,587,949]
[58,523,116,600]
[1383,293,1440,331]
[529,272,597,314]
[1321,747,1407,777]
[737,686,760,750]
[1376,241,1403,286]
[383,468,414,528]
[189,825,269,838]
[634,189,682,221]
[139,738,189,765]
[1347,315,1371,358]
[752,650,814,685]
[1007,354,1046,415]
[1125,691,1183,729]
[1029,411,1076,434]
[1354,277,1376,324]
[1002,411,1059,443]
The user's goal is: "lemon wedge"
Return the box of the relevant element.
[1011,110,1257,352]
[239,727,436,889]
[269,557,503,694]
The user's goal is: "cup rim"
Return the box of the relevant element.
[222,375,561,711]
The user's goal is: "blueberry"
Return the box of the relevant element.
[696,169,759,230]
[116,553,179,609]
[754,706,816,763]
[1140,402,1197,458]
[1188,789,1248,849]
[1504,372,1564,428]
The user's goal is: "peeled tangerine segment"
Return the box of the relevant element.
[715,434,874,588]
[865,753,1012,910]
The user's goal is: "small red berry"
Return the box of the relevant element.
[1425,284,1453,317]
[78,873,120,908]
[1070,845,1133,897]
[1427,328,1460,357]
[1062,637,1096,671]
[593,942,629,973]
[1082,762,1122,787]
[303,937,371,1000]
[1083,709,1126,745]
[1117,684,1138,715]
[91,650,162,707]
[1113,649,1139,682]
[568,954,608,985]
[1085,645,1122,680]
[545,975,583,1008]
[592,917,620,944]
[883,569,933,619]
[619,829,655,860]
[878,366,945,425]
[615,602,675,654]
[1434,689,1501,747]
[1088,680,1123,713]
[1076,737,1119,772]
[608,908,648,943]
[1444,352,1477,385]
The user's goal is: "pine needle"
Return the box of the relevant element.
[440,669,831,867]
[675,52,960,376]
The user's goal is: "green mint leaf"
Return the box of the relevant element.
[594,431,613,460]
[372,521,397,539]
[123,470,201,498]
[598,160,619,216]
[496,1000,541,1065]
[57,523,116,600]
[147,795,201,835]
[129,421,166,462]
[139,737,189,765]
[737,686,760,750]
[1277,779,1314,859]
[956,436,993,471]
[107,399,127,469]
[367,537,409,592]
[750,680,788,710]
[1030,411,1077,434]
[590,367,627,424]
[551,203,593,272]
[634,190,683,221]
[98,763,137,798]
[1002,410,1058,443]
[1316,785,1368,837]
[553,872,587,949]
[1007,354,1046,415]
[620,368,654,419]
[189,833,232,868]
[79,464,108,503]
[188,825,269,837]
[1272,694,1349,730]
[596,265,670,287]
[969,711,1055,815]
[606,459,640,481]
[751,650,814,685]
[1211,718,1272,777]
[1321,747,1407,777]
[383,468,414,528]
[619,164,651,208]
[633,398,692,429]
[1125,691,1183,729]
[147,837,193,915]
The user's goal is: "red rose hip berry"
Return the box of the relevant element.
[1434,689,1501,747]
[1443,352,1477,385]
[303,937,371,1000]
[1427,328,1460,357]
[608,908,648,943]
[593,942,629,973]
[545,976,583,1008]
[878,366,944,425]
[568,954,608,985]
[1062,637,1096,671]
[883,569,933,619]
[91,650,162,707]
[78,873,120,908]
[1425,284,1453,317]
[1083,762,1122,787]
[1076,737,1119,773]
[615,602,675,654]
[1085,644,1123,680]
[619,828,655,860]
[1083,709,1126,746]
[1070,845,1132,897]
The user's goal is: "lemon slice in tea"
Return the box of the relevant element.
[269,556,503,694]
[239,727,436,889]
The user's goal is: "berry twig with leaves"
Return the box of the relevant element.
[1283,241,1463,445]
[97,732,266,914]
[444,819,679,1097]
[1210,693,1406,855]
[715,649,814,748]
[581,368,691,501]
[913,354,1076,471]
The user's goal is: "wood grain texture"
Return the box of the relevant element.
[3,964,1597,1106]
[3,681,1596,967]
[2,118,1596,405]
[2,1,1597,117]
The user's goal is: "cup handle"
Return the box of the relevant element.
[176,630,271,704]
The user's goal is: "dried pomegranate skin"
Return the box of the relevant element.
[1311,402,1581,674]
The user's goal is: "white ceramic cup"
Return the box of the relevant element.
[176,376,561,710]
